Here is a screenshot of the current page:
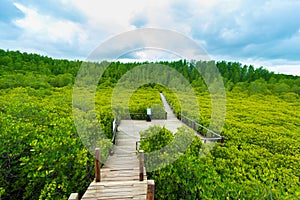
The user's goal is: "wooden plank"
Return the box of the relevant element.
[68,193,79,200]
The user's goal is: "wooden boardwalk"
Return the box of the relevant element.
[75,94,188,200]
[70,93,222,200]
[80,123,149,200]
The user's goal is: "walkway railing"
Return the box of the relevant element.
[115,111,167,120]
[181,114,224,143]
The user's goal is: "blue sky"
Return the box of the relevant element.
[0,0,300,75]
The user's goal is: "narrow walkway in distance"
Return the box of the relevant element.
[121,93,189,134]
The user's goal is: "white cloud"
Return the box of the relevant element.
[268,65,300,76]
[13,3,87,44]
[70,0,144,33]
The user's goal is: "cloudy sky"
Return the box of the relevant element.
[0,0,300,75]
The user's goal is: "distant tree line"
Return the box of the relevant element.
[0,49,299,96]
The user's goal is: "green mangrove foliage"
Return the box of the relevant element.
[0,49,299,199]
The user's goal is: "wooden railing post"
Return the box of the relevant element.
[95,148,101,182]
[139,150,144,181]
[220,136,225,143]
[147,180,155,200]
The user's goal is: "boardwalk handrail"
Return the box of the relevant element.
[181,114,222,138]
[161,92,223,140]
[116,111,167,120]
[129,112,167,120]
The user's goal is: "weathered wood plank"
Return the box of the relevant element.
[68,193,79,200]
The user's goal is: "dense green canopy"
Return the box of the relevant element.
[0,49,299,199]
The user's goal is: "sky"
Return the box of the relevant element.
[0,0,300,75]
